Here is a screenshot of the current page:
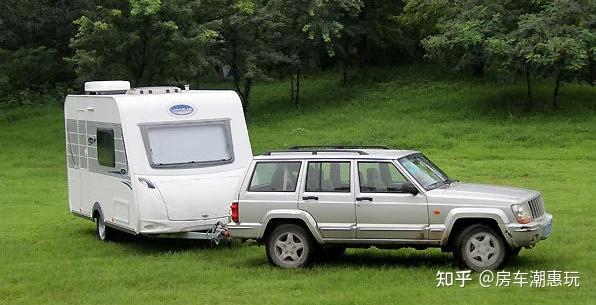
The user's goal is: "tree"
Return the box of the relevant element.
[420,1,510,77]
[0,0,93,97]
[301,0,364,87]
[399,0,450,58]
[213,0,290,113]
[0,0,93,54]
[267,0,364,108]
[489,0,594,108]
[69,0,217,86]
[268,0,305,107]
[361,1,414,65]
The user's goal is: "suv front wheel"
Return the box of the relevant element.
[266,224,314,268]
[454,224,507,271]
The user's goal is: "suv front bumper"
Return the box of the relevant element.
[503,213,553,248]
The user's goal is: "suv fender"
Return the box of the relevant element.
[258,209,324,244]
[441,207,514,247]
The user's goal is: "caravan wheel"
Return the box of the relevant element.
[95,213,115,241]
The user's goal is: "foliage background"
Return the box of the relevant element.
[0,0,593,110]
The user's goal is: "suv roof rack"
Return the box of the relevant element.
[289,145,391,150]
[261,145,392,156]
[262,149,369,156]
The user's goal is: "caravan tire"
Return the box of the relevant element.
[95,212,116,241]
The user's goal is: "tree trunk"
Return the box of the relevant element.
[295,70,300,109]
[342,63,347,87]
[241,78,252,114]
[589,59,595,85]
[553,70,562,109]
[473,61,485,78]
[229,36,246,112]
[290,71,295,103]
[524,67,533,109]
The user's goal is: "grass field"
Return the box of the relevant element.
[1,65,595,305]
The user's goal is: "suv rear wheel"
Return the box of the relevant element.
[266,224,314,268]
[454,224,506,271]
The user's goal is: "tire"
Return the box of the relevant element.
[454,224,507,271]
[266,224,314,268]
[94,212,116,241]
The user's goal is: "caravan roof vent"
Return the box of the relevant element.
[84,81,131,95]
[127,86,182,95]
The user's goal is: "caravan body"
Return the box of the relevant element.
[64,82,252,237]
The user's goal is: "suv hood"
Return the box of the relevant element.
[432,182,539,204]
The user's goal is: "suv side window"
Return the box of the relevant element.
[248,162,301,192]
[358,162,408,193]
[306,161,351,192]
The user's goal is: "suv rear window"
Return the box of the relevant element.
[248,162,301,192]
[306,161,351,192]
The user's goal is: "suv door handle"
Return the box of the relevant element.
[356,196,373,202]
[302,196,319,200]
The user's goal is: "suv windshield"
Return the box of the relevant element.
[398,153,451,190]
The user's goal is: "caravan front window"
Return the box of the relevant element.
[141,121,233,168]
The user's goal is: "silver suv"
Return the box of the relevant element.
[228,147,553,271]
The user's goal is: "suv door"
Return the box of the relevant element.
[355,161,428,239]
[298,160,356,238]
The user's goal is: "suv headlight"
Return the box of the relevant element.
[511,203,533,224]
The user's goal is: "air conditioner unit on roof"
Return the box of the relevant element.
[84,81,131,95]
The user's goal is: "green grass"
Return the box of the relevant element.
[1,65,595,304]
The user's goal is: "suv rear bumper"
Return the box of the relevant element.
[503,213,552,248]
[227,222,262,239]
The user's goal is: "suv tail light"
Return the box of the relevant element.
[231,201,239,223]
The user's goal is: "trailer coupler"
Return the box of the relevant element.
[153,222,230,245]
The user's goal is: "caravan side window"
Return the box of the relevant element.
[97,128,115,168]
[248,162,301,192]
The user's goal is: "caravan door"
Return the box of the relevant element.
[86,120,134,229]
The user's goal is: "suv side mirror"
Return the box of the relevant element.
[402,182,419,195]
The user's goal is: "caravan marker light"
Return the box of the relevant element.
[169,104,194,115]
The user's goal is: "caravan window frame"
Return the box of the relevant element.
[139,120,235,169]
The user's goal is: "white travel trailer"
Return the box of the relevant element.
[64,81,252,241]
